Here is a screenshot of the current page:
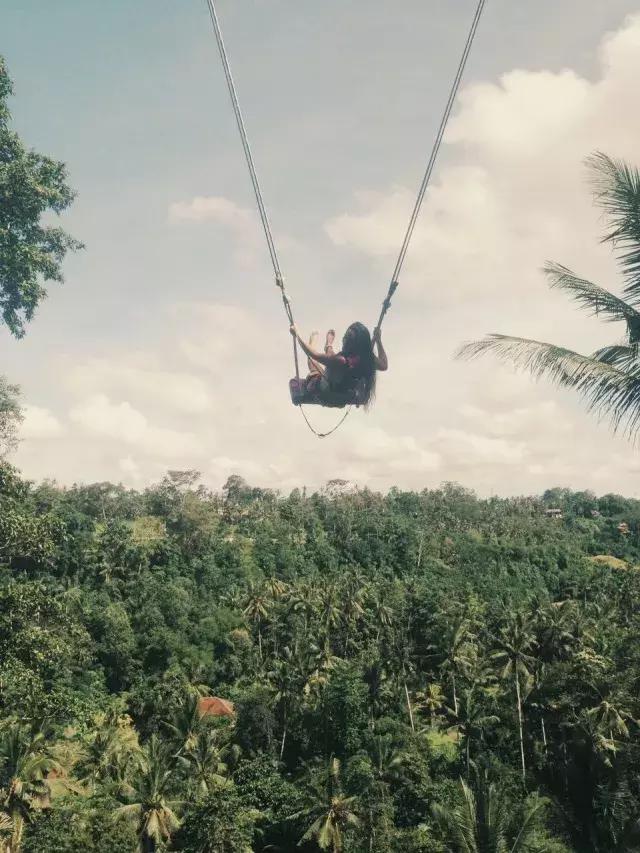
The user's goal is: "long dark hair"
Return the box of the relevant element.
[342,322,377,407]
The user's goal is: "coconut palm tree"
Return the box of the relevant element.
[241,581,270,663]
[295,757,361,852]
[114,735,180,853]
[368,592,394,645]
[416,683,446,729]
[491,612,537,784]
[177,729,233,798]
[440,615,476,718]
[458,154,640,439]
[164,692,204,754]
[432,772,559,853]
[583,699,632,762]
[0,724,58,853]
[268,654,294,760]
[81,709,144,788]
[450,687,500,778]
[0,811,12,851]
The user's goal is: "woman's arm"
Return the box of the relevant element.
[372,327,388,371]
[290,326,336,366]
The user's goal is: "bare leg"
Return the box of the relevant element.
[325,329,336,356]
[307,331,324,376]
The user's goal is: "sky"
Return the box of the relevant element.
[3,0,640,496]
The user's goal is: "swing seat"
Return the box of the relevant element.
[289,378,365,409]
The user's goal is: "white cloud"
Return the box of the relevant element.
[168,196,261,268]
[69,394,201,459]
[431,428,526,468]
[344,426,441,473]
[458,400,571,438]
[66,359,213,414]
[324,14,640,308]
[209,455,290,489]
[169,195,255,228]
[119,456,139,476]
[446,70,593,159]
[175,302,263,371]
[21,405,64,439]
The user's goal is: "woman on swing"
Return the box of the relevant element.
[289,323,388,408]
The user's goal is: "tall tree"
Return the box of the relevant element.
[492,612,537,784]
[451,686,500,778]
[295,757,361,853]
[0,724,57,853]
[0,57,82,337]
[114,736,180,853]
[458,154,640,438]
[432,773,565,853]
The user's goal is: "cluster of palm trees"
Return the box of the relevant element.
[2,566,638,852]
[229,571,638,851]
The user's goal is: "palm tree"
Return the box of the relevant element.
[416,682,446,729]
[369,592,394,645]
[177,729,233,798]
[81,709,144,788]
[295,757,361,852]
[287,580,318,635]
[432,772,558,853]
[0,812,12,851]
[362,735,408,852]
[0,724,58,853]
[318,584,341,650]
[458,154,640,438]
[341,573,367,651]
[440,615,475,718]
[241,581,270,663]
[535,601,578,663]
[268,647,298,760]
[164,692,204,754]
[583,699,632,760]
[450,686,500,778]
[114,735,180,853]
[491,612,537,784]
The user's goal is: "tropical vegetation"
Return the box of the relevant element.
[2,469,640,850]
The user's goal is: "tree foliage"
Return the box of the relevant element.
[0,56,82,337]
[458,153,640,439]
[2,464,640,850]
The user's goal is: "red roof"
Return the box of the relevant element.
[197,696,235,718]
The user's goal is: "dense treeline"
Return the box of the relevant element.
[2,466,640,851]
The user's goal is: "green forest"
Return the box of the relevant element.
[3,466,640,852]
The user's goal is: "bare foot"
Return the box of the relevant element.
[325,329,335,350]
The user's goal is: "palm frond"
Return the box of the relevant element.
[509,795,548,852]
[592,344,640,370]
[544,262,640,341]
[587,152,640,300]
[431,800,476,853]
[114,803,141,822]
[457,334,640,436]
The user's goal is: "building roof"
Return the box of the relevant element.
[197,696,235,718]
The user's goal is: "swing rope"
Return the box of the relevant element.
[204,0,301,384]
[375,0,487,332]
[205,0,486,436]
